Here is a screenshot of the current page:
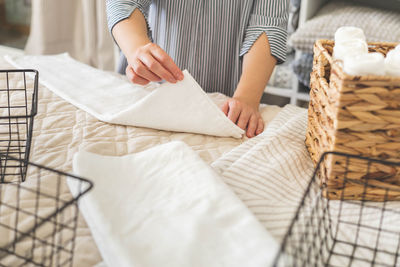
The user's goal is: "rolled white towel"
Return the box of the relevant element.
[385,48,400,77]
[334,39,369,61]
[335,26,366,44]
[343,52,385,76]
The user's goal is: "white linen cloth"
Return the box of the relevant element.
[333,39,368,62]
[334,26,366,44]
[69,141,279,267]
[385,46,400,77]
[333,26,368,63]
[212,105,314,239]
[212,105,400,265]
[5,54,244,138]
[343,52,386,76]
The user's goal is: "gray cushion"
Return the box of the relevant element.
[292,53,313,87]
[290,1,400,53]
[351,0,400,11]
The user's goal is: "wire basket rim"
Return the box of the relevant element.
[0,152,93,193]
[0,69,39,118]
[0,152,93,255]
[273,151,400,266]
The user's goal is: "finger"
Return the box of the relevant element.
[221,101,229,116]
[256,117,264,135]
[139,53,177,83]
[227,101,241,124]
[237,109,251,130]
[246,115,258,138]
[126,65,150,85]
[132,60,162,82]
[151,45,184,80]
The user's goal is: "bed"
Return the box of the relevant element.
[1,47,312,266]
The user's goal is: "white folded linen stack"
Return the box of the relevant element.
[343,52,386,76]
[333,26,368,61]
[334,26,400,77]
[333,26,368,60]
[385,44,400,76]
[5,54,244,138]
[69,141,279,267]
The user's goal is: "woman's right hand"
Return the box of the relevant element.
[126,43,184,85]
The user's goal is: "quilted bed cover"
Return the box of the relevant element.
[2,50,394,266]
[0,53,288,266]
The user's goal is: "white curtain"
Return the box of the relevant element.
[25,0,115,71]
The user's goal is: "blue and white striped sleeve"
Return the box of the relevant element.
[240,0,289,64]
[106,0,152,39]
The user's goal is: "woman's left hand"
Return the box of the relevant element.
[221,97,264,138]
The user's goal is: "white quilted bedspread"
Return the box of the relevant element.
[0,55,281,266]
[2,51,398,267]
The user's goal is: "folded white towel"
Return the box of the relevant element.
[334,26,366,44]
[69,142,279,267]
[385,47,400,77]
[343,52,385,76]
[5,54,244,138]
[333,39,368,61]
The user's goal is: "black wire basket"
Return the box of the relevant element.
[274,152,400,267]
[0,69,38,183]
[0,154,93,266]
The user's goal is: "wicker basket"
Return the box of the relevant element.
[306,39,400,201]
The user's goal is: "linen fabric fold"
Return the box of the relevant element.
[69,141,279,267]
[5,54,244,138]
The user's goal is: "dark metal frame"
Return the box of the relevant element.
[0,153,93,266]
[274,151,400,267]
[0,69,38,183]
[0,69,94,266]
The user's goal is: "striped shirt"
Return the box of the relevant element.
[106,0,289,96]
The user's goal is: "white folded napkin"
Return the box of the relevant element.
[385,47,400,77]
[333,39,368,61]
[333,26,368,62]
[69,142,278,267]
[334,26,366,44]
[5,54,244,138]
[343,52,386,76]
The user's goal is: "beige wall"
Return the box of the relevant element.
[25,0,115,71]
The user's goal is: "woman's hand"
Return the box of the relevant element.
[126,43,184,85]
[221,97,264,138]
[225,33,277,138]
[112,9,183,85]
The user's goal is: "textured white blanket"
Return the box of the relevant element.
[213,105,400,265]
[5,54,244,138]
[70,142,279,267]
[212,105,314,240]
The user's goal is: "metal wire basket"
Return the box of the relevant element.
[0,153,93,266]
[274,152,400,267]
[0,69,38,183]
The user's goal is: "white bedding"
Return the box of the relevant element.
[6,54,244,138]
[212,105,314,238]
[68,104,314,267]
[3,50,395,266]
[71,143,279,267]
[0,54,282,266]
